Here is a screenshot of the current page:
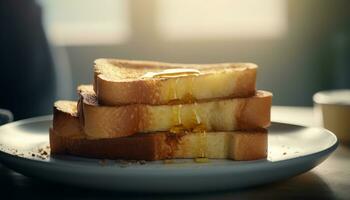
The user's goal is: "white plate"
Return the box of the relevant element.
[0,116,338,193]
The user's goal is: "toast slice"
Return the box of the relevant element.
[53,101,84,139]
[78,85,272,139]
[51,101,268,161]
[94,59,257,105]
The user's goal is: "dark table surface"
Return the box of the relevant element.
[0,106,349,200]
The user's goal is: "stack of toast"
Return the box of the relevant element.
[50,59,272,161]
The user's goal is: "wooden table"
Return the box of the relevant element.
[0,106,349,199]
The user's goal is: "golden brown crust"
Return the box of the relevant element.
[78,86,272,139]
[82,103,147,138]
[94,58,257,105]
[235,91,273,130]
[50,129,164,160]
[233,68,257,98]
[97,78,161,105]
[230,130,268,160]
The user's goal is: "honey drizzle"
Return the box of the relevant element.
[193,102,201,124]
[174,78,179,99]
[178,104,182,124]
[142,68,200,103]
[194,157,209,163]
[192,101,206,158]
[193,123,207,158]
[189,76,195,103]
[159,68,207,159]
[170,104,184,134]
[198,131,207,158]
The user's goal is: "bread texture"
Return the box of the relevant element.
[94,59,257,105]
[53,101,84,138]
[51,101,268,161]
[50,130,267,161]
[78,85,272,139]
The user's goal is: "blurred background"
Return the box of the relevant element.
[1,0,350,120]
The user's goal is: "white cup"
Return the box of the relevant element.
[313,90,350,144]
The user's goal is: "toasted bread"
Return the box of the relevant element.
[53,101,84,138]
[94,59,257,105]
[51,101,268,161]
[78,85,272,139]
[50,130,267,161]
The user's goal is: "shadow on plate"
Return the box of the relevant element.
[268,122,305,133]
[15,120,50,135]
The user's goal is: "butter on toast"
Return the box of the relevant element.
[94,59,257,105]
[51,101,268,161]
[78,85,272,139]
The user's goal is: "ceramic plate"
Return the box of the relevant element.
[0,116,338,193]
